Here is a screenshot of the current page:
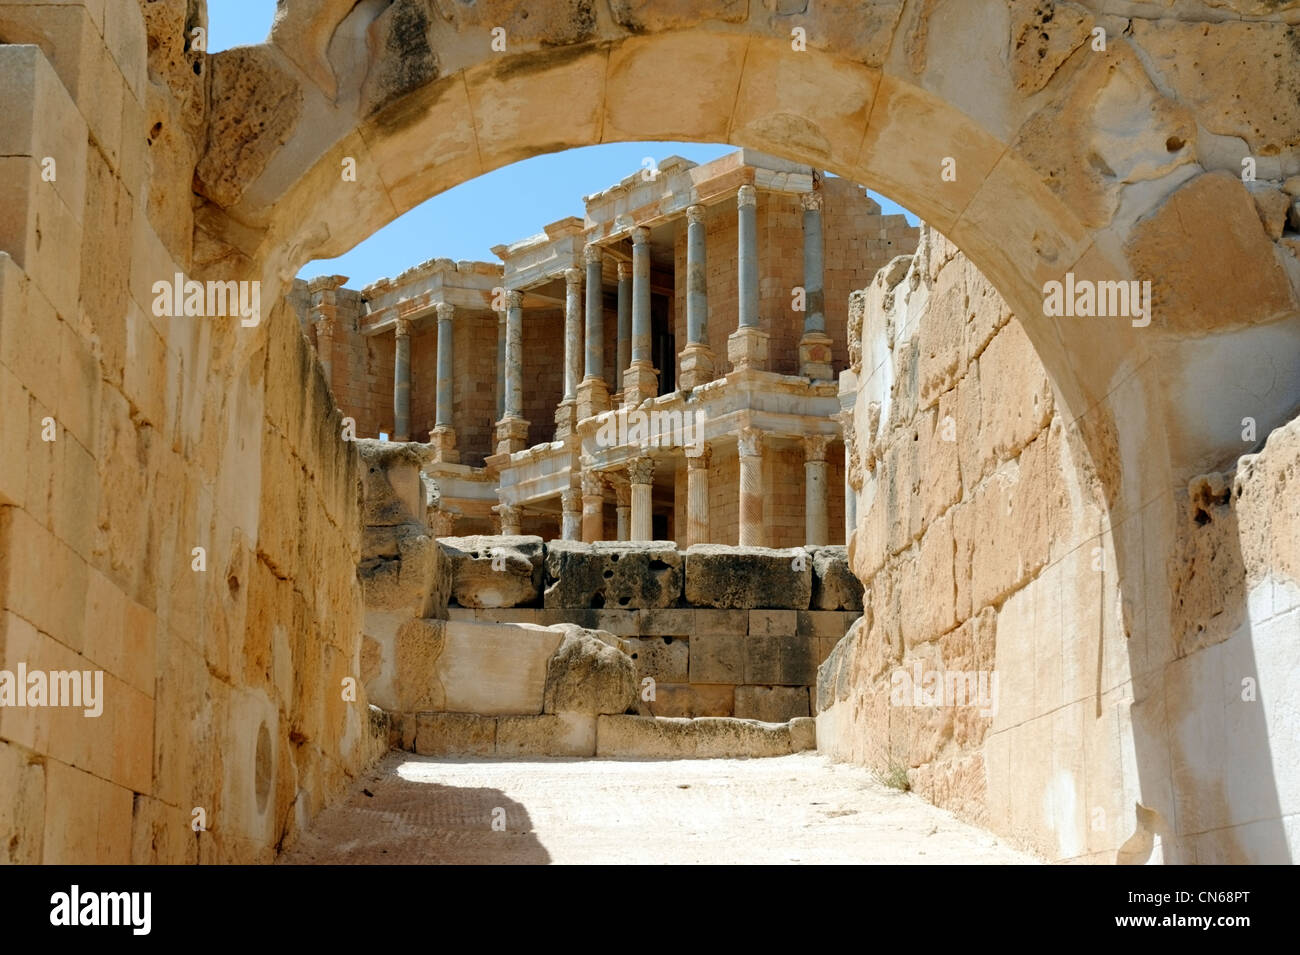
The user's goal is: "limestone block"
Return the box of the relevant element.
[809,546,864,611]
[496,713,596,757]
[749,609,796,637]
[684,544,812,609]
[789,717,816,753]
[0,738,44,863]
[593,714,794,758]
[436,621,563,716]
[692,718,795,759]
[638,608,696,636]
[734,685,811,722]
[542,623,637,716]
[439,534,543,608]
[413,712,496,756]
[688,630,744,684]
[624,635,688,684]
[392,617,446,713]
[644,682,733,718]
[609,0,746,32]
[544,539,683,610]
[976,322,1054,473]
[0,45,89,216]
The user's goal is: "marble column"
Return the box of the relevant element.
[495,290,529,454]
[577,244,610,419]
[560,486,582,541]
[727,185,769,371]
[581,469,605,542]
[804,434,831,547]
[799,190,834,379]
[737,426,764,547]
[497,502,522,536]
[679,204,716,389]
[616,262,632,396]
[628,455,655,542]
[623,227,658,406]
[556,267,582,436]
[393,317,411,441]
[615,482,631,541]
[430,302,458,462]
[496,308,506,421]
[685,444,712,547]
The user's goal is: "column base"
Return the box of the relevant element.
[554,399,578,439]
[495,416,530,455]
[622,360,659,408]
[798,331,835,380]
[576,376,611,422]
[678,343,716,390]
[428,426,460,464]
[728,326,770,372]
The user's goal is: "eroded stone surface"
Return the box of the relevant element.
[685,545,812,609]
[440,534,543,608]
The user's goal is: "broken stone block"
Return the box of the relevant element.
[734,685,811,722]
[544,540,683,610]
[438,534,544,608]
[542,623,638,716]
[809,546,865,611]
[684,544,812,609]
[789,717,817,752]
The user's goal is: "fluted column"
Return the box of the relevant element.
[496,308,506,421]
[560,486,582,541]
[628,456,655,542]
[577,244,610,419]
[804,434,831,547]
[581,469,605,542]
[495,290,529,454]
[799,190,834,379]
[430,302,458,462]
[616,262,631,396]
[615,482,631,541]
[497,502,522,536]
[623,227,658,406]
[685,445,712,547]
[679,204,716,389]
[393,318,411,441]
[737,426,764,547]
[556,267,583,436]
[727,185,769,371]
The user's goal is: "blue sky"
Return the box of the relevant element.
[208,2,919,289]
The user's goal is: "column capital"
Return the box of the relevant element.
[436,301,454,322]
[560,486,581,511]
[631,225,651,246]
[737,184,757,208]
[580,470,605,498]
[685,444,712,469]
[804,433,833,462]
[617,262,632,280]
[584,243,603,265]
[614,482,631,507]
[504,289,523,309]
[627,455,655,485]
[565,267,582,287]
[737,426,763,458]
[395,317,411,338]
[494,502,522,533]
[686,204,706,224]
[800,191,824,212]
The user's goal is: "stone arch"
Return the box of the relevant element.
[189,0,1300,861]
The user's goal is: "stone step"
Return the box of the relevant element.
[393,712,817,759]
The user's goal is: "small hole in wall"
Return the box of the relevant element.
[630,652,638,660]
[603,569,614,580]
[591,593,605,609]
[1166,136,1184,152]
[662,636,674,645]
[1194,508,1211,526]
[193,60,202,76]
[227,573,240,595]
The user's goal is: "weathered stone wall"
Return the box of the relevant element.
[0,2,387,863]
[439,537,862,721]
[820,225,1300,863]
